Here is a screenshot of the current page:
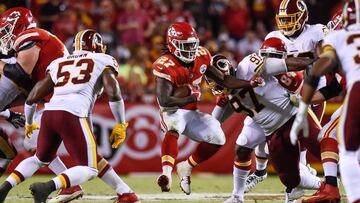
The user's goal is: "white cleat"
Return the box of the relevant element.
[223,195,244,203]
[285,187,304,203]
[244,172,267,193]
[157,174,172,192]
[176,161,192,195]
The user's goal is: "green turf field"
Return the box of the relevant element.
[0,174,346,203]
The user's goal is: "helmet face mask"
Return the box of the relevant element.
[171,38,199,63]
[0,7,36,54]
[276,0,308,37]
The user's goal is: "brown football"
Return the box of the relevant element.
[173,86,191,97]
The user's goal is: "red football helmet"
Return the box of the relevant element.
[343,0,360,29]
[73,29,106,53]
[275,71,304,93]
[0,7,36,53]
[276,0,308,36]
[206,54,235,95]
[327,10,343,31]
[166,22,199,63]
[259,37,287,59]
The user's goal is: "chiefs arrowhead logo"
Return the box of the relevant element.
[5,11,21,22]
[168,27,182,37]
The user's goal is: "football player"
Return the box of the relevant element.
[153,22,264,195]
[291,1,360,202]
[212,38,322,203]
[0,8,137,202]
[0,29,139,203]
[245,0,329,191]
[0,7,85,201]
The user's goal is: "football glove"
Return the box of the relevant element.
[25,122,40,138]
[6,111,25,129]
[290,101,309,145]
[109,122,128,148]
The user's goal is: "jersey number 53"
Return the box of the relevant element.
[56,59,94,87]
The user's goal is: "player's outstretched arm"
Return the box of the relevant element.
[156,77,197,107]
[102,67,129,148]
[205,65,261,89]
[26,73,54,105]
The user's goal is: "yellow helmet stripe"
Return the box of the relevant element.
[280,0,289,11]
[75,30,85,51]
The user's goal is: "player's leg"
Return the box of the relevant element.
[157,110,186,192]
[30,112,99,202]
[96,155,139,203]
[0,111,61,202]
[0,128,17,177]
[303,107,342,203]
[176,111,225,195]
[338,83,360,203]
[225,120,266,202]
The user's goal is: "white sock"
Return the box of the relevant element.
[255,143,268,171]
[6,156,45,187]
[300,150,307,165]
[299,163,321,189]
[232,166,249,200]
[339,150,360,203]
[323,162,338,177]
[48,156,67,175]
[53,166,98,190]
[162,165,173,177]
[101,168,132,194]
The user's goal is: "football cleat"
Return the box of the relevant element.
[157,174,172,192]
[30,182,55,203]
[223,195,244,203]
[114,192,140,203]
[176,161,192,195]
[302,183,340,203]
[244,172,267,193]
[285,187,305,203]
[48,185,84,203]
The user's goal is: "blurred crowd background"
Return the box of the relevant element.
[0,0,341,103]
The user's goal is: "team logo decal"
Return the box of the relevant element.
[200,64,207,74]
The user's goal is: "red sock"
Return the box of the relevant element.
[320,137,339,164]
[188,142,221,167]
[161,131,179,168]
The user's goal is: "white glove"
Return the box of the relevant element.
[289,93,300,107]
[290,100,309,145]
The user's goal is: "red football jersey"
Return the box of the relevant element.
[275,71,304,94]
[153,46,211,110]
[13,28,68,83]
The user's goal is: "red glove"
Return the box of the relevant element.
[216,95,229,107]
[250,76,265,87]
[188,85,201,101]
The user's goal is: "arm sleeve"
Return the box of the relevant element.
[318,78,343,100]
[263,58,288,75]
[24,103,37,125]
[109,99,126,123]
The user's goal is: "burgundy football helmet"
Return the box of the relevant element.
[276,0,308,36]
[206,54,235,95]
[166,22,199,63]
[259,37,287,59]
[0,7,36,53]
[343,0,360,29]
[73,29,106,53]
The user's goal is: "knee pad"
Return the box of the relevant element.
[235,145,253,161]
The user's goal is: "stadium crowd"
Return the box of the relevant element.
[0,0,341,102]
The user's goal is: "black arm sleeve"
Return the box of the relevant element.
[318,79,343,100]
[3,63,36,92]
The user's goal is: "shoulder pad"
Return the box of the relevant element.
[153,55,174,82]
[196,46,211,63]
[13,29,49,52]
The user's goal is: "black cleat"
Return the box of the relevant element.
[29,182,55,203]
[0,181,12,203]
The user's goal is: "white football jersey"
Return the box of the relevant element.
[45,51,119,117]
[229,53,297,135]
[266,24,328,89]
[323,28,360,87]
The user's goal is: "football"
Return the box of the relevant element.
[172,85,191,97]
